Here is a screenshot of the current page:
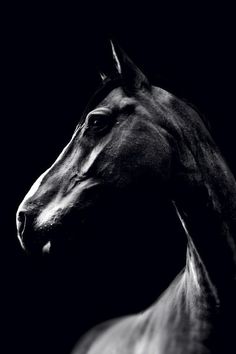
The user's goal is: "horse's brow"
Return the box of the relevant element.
[97,97,137,112]
[119,98,137,109]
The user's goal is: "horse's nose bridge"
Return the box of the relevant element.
[22,158,81,216]
[18,166,61,214]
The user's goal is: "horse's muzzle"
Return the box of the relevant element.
[16,210,49,254]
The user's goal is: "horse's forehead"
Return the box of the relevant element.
[97,87,137,110]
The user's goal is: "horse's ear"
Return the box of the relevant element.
[99,71,108,82]
[110,40,150,91]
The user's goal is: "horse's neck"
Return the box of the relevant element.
[172,105,236,302]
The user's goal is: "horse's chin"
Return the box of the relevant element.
[29,220,83,257]
[19,220,67,256]
[42,241,52,254]
[40,236,71,256]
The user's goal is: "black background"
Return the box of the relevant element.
[1,2,236,354]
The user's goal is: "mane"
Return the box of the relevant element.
[152,73,212,134]
[181,98,212,134]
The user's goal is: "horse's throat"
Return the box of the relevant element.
[173,140,236,300]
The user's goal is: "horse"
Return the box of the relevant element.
[16,42,236,354]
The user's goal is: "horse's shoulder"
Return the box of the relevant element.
[71,313,151,354]
[71,317,126,354]
[71,275,187,354]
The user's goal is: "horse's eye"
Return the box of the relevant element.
[88,114,111,132]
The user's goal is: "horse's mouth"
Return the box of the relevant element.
[18,232,51,256]
[42,241,52,254]
[21,234,67,256]
[17,219,63,256]
[21,221,81,256]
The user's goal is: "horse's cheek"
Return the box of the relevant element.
[138,133,172,180]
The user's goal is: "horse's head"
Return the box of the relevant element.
[16,43,174,255]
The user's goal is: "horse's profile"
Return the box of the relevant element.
[16,42,236,354]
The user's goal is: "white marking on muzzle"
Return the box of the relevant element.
[35,137,110,228]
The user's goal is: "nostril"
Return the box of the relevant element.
[17,210,47,253]
[17,211,26,238]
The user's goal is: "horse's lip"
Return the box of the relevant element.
[19,226,53,255]
[21,238,50,256]
[42,241,51,254]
